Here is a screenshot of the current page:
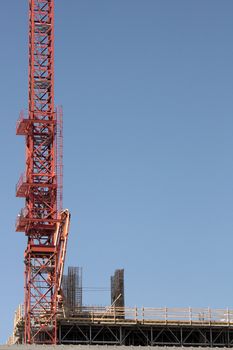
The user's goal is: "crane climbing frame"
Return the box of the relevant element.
[15,0,69,344]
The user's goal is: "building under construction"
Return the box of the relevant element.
[8,266,233,347]
[8,0,233,347]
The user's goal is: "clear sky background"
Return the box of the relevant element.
[0,0,233,344]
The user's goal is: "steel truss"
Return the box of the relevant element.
[58,322,233,347]
[16,0,61,344]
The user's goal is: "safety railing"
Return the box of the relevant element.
[6,335,15,345]
[7,304,25,345]
[15,207,29,230]
[13,304,233,326]
[14,304,24,328]
[16,110,28,134]
[61,306,233,326]
[15,173,27,194]
[16,110,24,129]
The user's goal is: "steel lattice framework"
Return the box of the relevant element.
[16,0,64,344]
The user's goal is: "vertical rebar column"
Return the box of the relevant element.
[62,267,83,314]
[111,269,125,308]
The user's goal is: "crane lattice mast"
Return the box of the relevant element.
[16,0,69,344]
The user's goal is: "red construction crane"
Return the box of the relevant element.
[16,0,70,344]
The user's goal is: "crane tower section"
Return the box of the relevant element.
[16,0,62,344]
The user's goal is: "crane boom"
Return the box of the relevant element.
[55,210,71,294]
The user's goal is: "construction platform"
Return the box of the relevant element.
[9,306,233,347]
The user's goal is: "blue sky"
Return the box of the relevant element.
[0,0,233,344]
